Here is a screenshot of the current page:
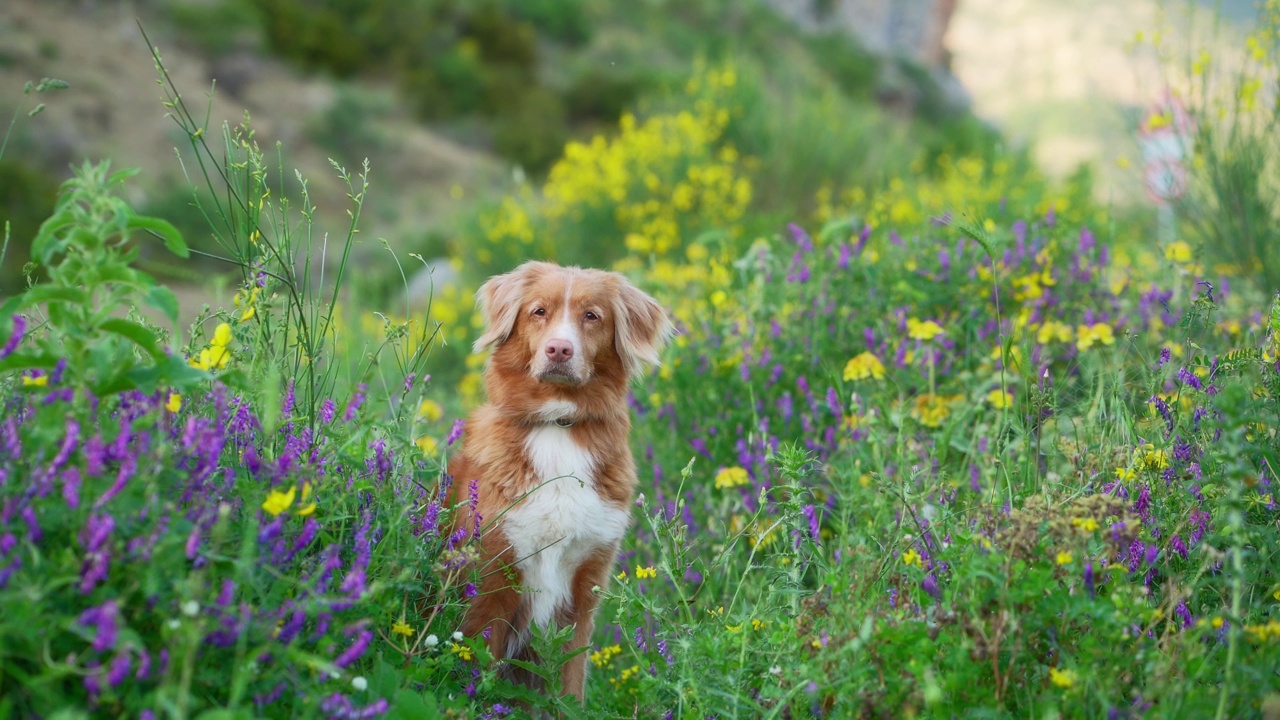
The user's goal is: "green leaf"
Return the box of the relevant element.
[0,352,61,373]
[99,318,165,362]
[30,211,76,262]
[13,285,90,309]
[107,167,141,186]
[387,690,436,720]
[127,214,189,258]
[145,285,181,326]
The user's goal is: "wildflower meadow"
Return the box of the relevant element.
[3,5,1280,719]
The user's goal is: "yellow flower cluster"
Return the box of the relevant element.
[189,322,234,371]
[1244,619,1280,643]
[907,318,945,341]
[902,548,923,568]
[537,64,751,260]
[715,466,750,489]
[450,642,472,662]
[986,389,1013,409]
[609,664,642,689]
[1035,320,1073,345]
[634,566,658,579]
[910,393,959,428]
[843,352,886,381]
[1075,323,1115,352]
[1049,667,1077,689]
[590,644,623,668]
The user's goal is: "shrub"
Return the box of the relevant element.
[1178,3,1280,295]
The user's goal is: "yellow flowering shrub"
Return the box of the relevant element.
[461,64,753,278]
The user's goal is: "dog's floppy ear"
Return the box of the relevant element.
[611,276,676,379]
[473,263,536,353]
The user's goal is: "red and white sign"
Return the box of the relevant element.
[1139,89,1195,204]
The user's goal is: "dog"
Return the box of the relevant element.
[447,260,674,700]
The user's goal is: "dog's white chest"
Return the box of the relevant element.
[503,424,629,630]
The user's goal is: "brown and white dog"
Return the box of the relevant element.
[447,260,674,700]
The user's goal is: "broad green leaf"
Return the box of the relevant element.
[99,318,165,361]
[0,352,60,373]
[14,285,90,309]
[127,214,189,258]
[145,285,181,326]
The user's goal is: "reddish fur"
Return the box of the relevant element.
[446,261,673,701]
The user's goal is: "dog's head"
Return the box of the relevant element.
[474,261,675,387]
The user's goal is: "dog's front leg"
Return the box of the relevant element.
[560,547,616,701]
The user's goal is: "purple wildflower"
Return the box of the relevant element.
[282,379,296,419]
[321,398,337,424]
[344,384,367,422]
[0,314,24,358]
[419,502,441,537]
[107,651,132,687]
[446,418,466,445]
[79,600,121,652]
[334,629,373,668]
[802,504,820,541]
[79,514,116,593]
[319,693,389,720]
[1176,367,1203,391]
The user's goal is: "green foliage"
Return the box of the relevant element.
[1161,1,1280,295]
[163,0,263,57]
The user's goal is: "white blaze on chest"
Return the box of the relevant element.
[503,424,629,632]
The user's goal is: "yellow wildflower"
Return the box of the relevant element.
[1072,517,1099,533]
[391,620,414,637]
[211,322,233,348]
[751,619,766,631]
[842,352,886,381]
[1036,320,1073,345]
[635,566,657,579]
[450,642,473,662]
[1140,446,1170,470]
[1075,323,1115,352]
[416,436,439,455]
[22,374,48,388]
[986,389,1013,409]
[902,548,923,568]
[234,286,261,322]
[1049,667,1076,689]
[1165,241,1192,264]
[262,486,296,517]
[295,482,316,516]
[1115,467,1137,482]
[1055,551,1073,566]
[910,393,956,428]
[715,466,750,489]
[165,393,182,413]
[590,644,623,668]
[907,318,945,341]
[418,399,444,422]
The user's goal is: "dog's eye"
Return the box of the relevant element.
[533,307,546,317]
[584,311,599,321]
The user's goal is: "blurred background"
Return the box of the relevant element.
[0,0,1266,315]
